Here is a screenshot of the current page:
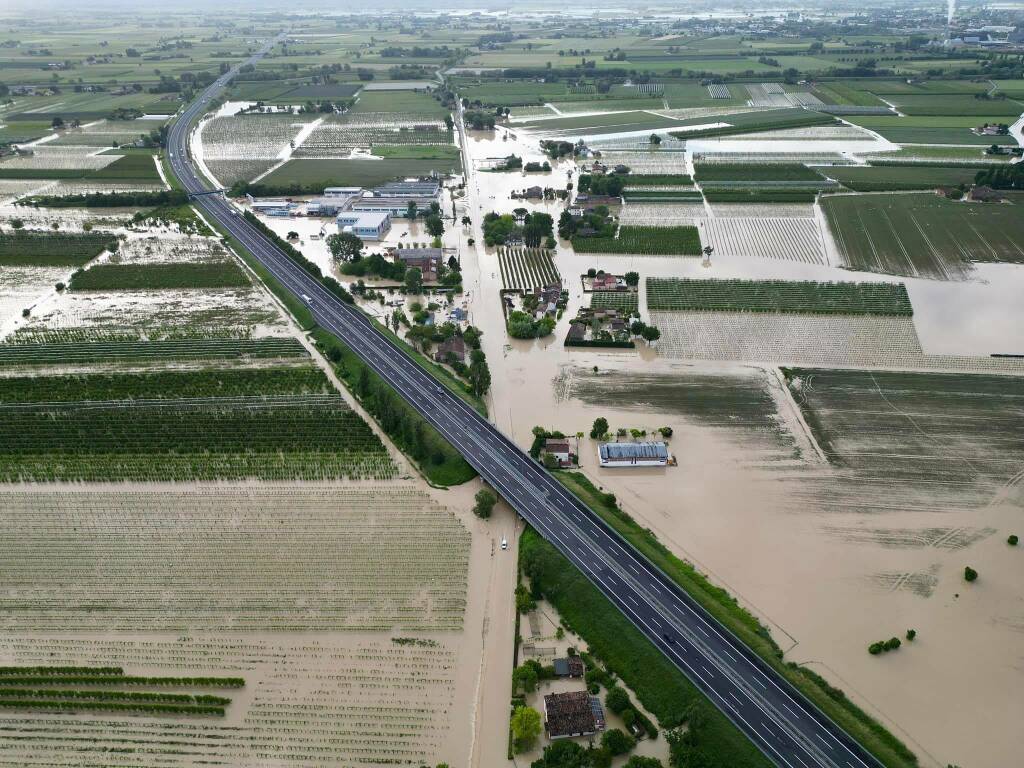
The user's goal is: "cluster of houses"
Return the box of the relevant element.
[385,245,449,282]
[566,307,631,345]
[247,178,443,242]
[504,283,568,320]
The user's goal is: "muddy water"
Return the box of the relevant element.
[453,126,1024,768]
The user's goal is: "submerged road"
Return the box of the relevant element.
[168,39,885,768]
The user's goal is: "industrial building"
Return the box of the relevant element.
[249,199,295,217]
[336,211,392,241]
[598,441,670,467]
[542,691,605,739]
[349,179,442,217]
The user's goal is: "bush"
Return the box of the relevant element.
[1008,534,1018,546]
[601,728,636,756]
[905,629,916,641]
[605,685,631,714]
[964,566,978,582]
[473,489,497,519]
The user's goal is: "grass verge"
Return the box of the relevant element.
[550,470,918,768]
[520,526,772,768]
[311,327,476,487]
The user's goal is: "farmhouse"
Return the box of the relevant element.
[553,656,586,678]
[544,438,572,466]
[336,211,392,240]
[543,690,605,739]
[969,186,1003,203]
[434,336,467,365]
[390,247,444,281]
[592,273,623,291]
[598,441,671,467]
[524,186,544,199]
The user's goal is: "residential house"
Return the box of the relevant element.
[544,438,572,466]
[434,336,467,365]
[543,691,605,739]
[969,185,1003,202]
[553,656,586,678]
[591,273,622,291]
[524,186,544,199]
[390,246,444,281]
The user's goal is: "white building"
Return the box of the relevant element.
[598,441,670,467]
[336,211,392,241]
[250,199,295,217]
[323,186,363,198]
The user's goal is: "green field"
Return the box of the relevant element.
[0,395,394,482]
[260,157,461,189]
[822,193,1024,279]
[589,291,639,315]
[694,163,824,183]
[0,153,162,181]
[517,110,689,135]
[573,225,702,255]
[847,115,1018,145]
[646,278,913,315]
[824,165,986,191]
[0,339,308,367]
[69,263,248,291]
[350,90,449,117]
[371,144,461,160]
[0,232,116,267]
[670,108,838,139]
[701,189,819,203]
[0,366,330,403]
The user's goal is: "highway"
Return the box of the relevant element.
[168,38,885,768]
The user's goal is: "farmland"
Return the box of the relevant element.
[0,232,116,266]
[260,157,461,190]
[821,193,1024,279]
[694,163,825,183]
[590,291,639,315]
[0,394,396,482]
[0,338,308,367]
[692,217,827,264]
[646,278,914,315]
[784,368,1024,487]
[69,262,249,291]
[824,165,987,191]
[0,486,466,630]
[498,247,560,291]
[573,225,702,255]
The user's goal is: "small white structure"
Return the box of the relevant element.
[598,441,670,467]
[336,211,392,241]
[323,186,363,198]
[250,199,294,217]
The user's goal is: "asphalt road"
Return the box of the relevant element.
[167,39,885,768]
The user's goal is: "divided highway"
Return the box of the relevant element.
[168,40,885,768]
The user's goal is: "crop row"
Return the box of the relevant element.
[497,247,560,291]
[694,163,825,182]
[0,366,329,403]
[69,262,249,291]
[0,338,308,366]
[0,232,116,267]
[646,278,914,316]
[573,225,702,256]
[0,397,396,481]
[0,689,232,706]
[590,291,639,315]
[0,699,225,716]
[702,188,819,203]
[0,675,243,687]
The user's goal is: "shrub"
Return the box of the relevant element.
[473,489,497,519]
[1008,534,1018,546]
[964,566,978,582]
[905,629,916,641]
[605,686,631,714]
[601,728,636,756]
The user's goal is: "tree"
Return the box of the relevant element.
[906,629,916,641]
[510,705,541,753]
[1008,534,1018,546]
[964,566,978,582]
[590,417,608,439]
[624,757,663,768]
[640,326,661,344]
[624,271,639,286]
[473,488,497,519]
[327,232,363,262]
[406,200,418,219]
[513,663,539,693]
[604,685,630,714]
[468,348,491,396]
[649,133,661,146]
[531,740,589,768]
[51,116,65,129]
[461,215,471,226]
[9,218,23,230]
[601,728,636,756]
[404,267,423,294]
[425,213,444,238]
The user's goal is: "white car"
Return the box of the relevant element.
[500,537,508,551]
[301,294,312,304]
